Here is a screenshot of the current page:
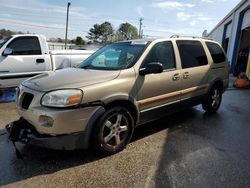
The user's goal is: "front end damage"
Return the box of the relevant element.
[10,84,105,152]
[6,118,86,151]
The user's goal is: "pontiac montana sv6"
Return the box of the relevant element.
[7,37,229,154]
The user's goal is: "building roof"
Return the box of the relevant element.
[208,0,249,36]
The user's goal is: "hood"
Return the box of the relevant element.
[22,68,120,91]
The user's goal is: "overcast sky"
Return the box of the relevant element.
[0,0,240,40]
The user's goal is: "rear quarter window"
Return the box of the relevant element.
[206,42,226,63]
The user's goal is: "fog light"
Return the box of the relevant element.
[39,115,54,127]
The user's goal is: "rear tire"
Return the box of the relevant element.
[202,86,222,113]
[93,106,134,154]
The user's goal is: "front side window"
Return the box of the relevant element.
[142,41,176,70]
[7,37,41,55]
[177,40,208,69]
[206,42,226,63]
[79,42,147,70]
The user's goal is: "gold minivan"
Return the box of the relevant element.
[7,37,229,154]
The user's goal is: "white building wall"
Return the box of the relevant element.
[227,13,238,63]
[242,8,250,29]
[208,15,233,44]
[208,24,224,43]
[225,23,232,38]
[207,0,250,65]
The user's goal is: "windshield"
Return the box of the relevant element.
[0,37,12,49]
[78,41,148,70]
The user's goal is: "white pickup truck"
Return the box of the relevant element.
[0,34,94,88]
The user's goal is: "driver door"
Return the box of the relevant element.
[136,41,181,122]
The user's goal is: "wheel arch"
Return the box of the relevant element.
[83,95,139,149]
[102,95,140,124]
[209,78,224,93]
[202,78,223,113]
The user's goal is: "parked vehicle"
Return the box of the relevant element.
[0,34,94,88]
[7,37,229,154]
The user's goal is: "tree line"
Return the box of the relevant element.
[86,21,138,43]
[49,22,138,45]
[0,21,138,45]
[0,29,24,39]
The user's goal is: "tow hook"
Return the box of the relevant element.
[6,119,31,143]
[6,118,32,159]
[19,128,31,144]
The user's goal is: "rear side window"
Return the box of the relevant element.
[7,37,41,55]
[177,40,208,69]
[206,42,226,63]
[143,41,176,70]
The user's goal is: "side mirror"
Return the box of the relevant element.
[139,62,163,75]
[2,48,13,56]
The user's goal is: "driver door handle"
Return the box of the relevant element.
[172,73,180,81]
[36,59,45,63]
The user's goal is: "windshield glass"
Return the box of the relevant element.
[78,41,148,70]
[0,37,12,49]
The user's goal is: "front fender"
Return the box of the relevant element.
[102,94,140,122]
[83,106,106,148]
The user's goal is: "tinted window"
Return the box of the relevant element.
[7,37,41,55]
[177,40,208,69]
[143,41,176,70]
[206,42,226,63]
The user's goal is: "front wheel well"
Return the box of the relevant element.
[104,100,138,124]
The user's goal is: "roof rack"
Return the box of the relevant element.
[170,35,213,40]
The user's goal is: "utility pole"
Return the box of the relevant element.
[139,17,143,39]
[65,2,71,49]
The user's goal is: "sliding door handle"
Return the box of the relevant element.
[183,72,190,79]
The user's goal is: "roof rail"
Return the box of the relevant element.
[170,35,180,38]
[170,35,213,40]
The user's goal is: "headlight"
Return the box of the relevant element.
[41,89,83,108]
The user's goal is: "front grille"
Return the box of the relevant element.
[21,92,34,110]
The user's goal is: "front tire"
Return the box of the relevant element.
[93,107,134,154]
[202,86,222,113]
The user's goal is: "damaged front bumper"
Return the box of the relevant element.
[9,85,106,150]
[6,118,87,150]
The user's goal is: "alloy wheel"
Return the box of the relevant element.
[211,88,221,109]
[102,113,129,147]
